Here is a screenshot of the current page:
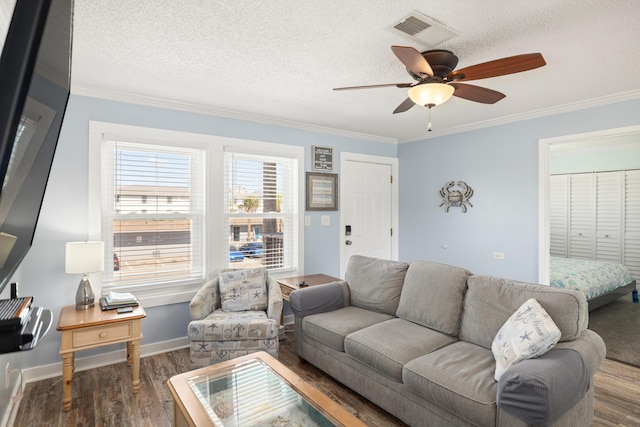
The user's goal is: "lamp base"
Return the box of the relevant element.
[75,276,95,310]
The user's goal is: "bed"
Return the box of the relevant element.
[550,256,638,311]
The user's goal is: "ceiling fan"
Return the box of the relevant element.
[334,46,546,128]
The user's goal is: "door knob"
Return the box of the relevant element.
[345,240,352,245]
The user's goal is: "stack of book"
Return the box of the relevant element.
[99,291,139,311]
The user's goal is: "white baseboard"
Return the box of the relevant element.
[22,336,190,384]
[1,378,22,427]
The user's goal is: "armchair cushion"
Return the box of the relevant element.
[188,309,279,341]
[219,267,268,312]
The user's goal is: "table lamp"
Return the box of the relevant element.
[65,241,104,309]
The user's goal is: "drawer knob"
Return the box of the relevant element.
[99,332,107,338]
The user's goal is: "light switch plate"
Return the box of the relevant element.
[321,215,330,226]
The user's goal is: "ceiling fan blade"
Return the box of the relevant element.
[448,53,546,81]
[450,83,506,104]
[391,45,434,77]
[333,82,413,91]
[392,97,415,114]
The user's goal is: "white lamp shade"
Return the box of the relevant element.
[408,83,455,107]
[65,241,105,274]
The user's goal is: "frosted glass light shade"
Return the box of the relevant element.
[65,241,104,274]
[408,83,455,107]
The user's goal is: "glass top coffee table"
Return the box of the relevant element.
[167,351,366,427]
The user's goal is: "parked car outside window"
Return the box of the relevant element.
[229,246,244,262]
[240,242,263,257]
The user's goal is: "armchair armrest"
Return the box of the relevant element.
[289,281,349,319]
[266,275,283,321]
[189,277,220,320]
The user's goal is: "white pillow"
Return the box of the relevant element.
[492,298,561,381]
[218,268,268,312]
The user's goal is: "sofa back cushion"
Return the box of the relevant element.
[345,255,409,315]
[396,261,469,335]
[459,275,588,349]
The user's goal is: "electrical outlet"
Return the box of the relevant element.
[5,362,9,389]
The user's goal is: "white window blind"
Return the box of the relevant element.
[224,149,297,271]
[102,140,205,290]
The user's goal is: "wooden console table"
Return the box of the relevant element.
[277,274,341,301]
[56,304,146,411]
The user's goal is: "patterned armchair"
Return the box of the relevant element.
[188,267,283,369]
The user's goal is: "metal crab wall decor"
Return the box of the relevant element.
[439,181,474,213]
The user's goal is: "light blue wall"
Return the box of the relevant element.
[17,94,397,369]
[398,98,640,283]
[15,93,640,371]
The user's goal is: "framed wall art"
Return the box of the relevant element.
[306,172,338,211]
[312,146,333,171]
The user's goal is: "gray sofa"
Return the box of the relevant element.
[289,255,606,427]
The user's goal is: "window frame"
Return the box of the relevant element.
[88,122,304,307]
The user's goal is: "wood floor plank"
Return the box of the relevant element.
[13,331,640,426]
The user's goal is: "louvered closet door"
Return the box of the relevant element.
[569,174,595,259]
[595,171,622,262]
[549,175,568,257]
[625,170,640,280]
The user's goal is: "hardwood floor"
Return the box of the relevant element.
[13,330,640,426]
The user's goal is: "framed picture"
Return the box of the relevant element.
[306,172,338,211]
[312,146,333,171]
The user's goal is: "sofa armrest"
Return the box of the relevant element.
[497,348,591,425]
[497,330,605,426]
[555,329,606,377]
[289,281,349,319]
[266,275,283,322]
[189,277,220,320]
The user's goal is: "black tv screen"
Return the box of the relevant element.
[0,0,73,295]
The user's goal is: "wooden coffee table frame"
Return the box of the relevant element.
[167,351,366,427]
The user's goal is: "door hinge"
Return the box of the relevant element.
[390,175,393,184]
[390,228,393,236]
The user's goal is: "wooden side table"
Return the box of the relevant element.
[277,274,341,324]
[56,304,146,411]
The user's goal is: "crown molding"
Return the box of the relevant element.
[399,89,640,143]
[70,85,399,145]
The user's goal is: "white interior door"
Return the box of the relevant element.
[340,156,394,278]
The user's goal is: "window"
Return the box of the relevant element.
[101,140,205,294]
[224,149,298,272]
[89,122,304,306]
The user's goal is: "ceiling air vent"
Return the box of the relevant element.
[392,12,459,47]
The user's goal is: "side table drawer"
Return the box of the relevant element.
[72,322,133,348]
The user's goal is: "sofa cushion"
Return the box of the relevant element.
[403,341,498,427]
[302,306,394,352]
[497,348,590,425]
[344,255,409,315]
[492,298,561,380]
[218,268,268,312]
[459,275,587,349]
[344,318,456,382]
[396,261,469,335]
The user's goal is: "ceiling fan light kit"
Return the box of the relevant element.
[333,44,546,132]
[408,83,455,107]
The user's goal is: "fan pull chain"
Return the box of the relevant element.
[427,105,433,132]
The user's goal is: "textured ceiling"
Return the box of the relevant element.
[71,0,640,142]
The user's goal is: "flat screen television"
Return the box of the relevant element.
[0,0,73,295]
